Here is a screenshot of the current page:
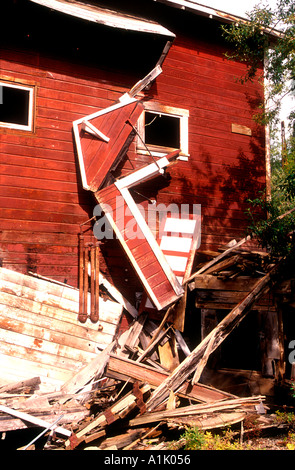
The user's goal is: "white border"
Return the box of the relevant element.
[0,81,35,132]
[137,102,189,160]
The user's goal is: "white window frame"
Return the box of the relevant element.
[136,102,189,161]
[0,80,35,132]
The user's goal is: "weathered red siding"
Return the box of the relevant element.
[0,5,266,296]
[151,28,266,250]
[0,49,132,286]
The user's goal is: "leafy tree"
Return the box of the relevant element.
[222,0,295,257]
[222,0,295,130]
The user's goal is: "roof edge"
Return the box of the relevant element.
[29,0,176,38]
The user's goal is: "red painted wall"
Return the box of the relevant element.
[0,4,266,296]
[148,21,266,251]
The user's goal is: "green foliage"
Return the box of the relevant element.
[179,426,244,450]
[222,0,295,128]
[274,409,295,428]
[246,143,295,257]
[221,1,295,256]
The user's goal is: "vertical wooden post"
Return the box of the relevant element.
[82,244,89,323]
[78,234,88,323]
[89,243,100,323]
[95,243,100,321]
[90,243,95,320]
[276,302,286,381]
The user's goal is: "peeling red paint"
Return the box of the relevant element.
[33,338,43,348]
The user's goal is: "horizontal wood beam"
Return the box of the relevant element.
[106,354,235,403]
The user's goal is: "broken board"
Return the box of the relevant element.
[94,155,184,311]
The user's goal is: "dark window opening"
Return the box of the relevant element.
[0,85,30,127]
[144,112,180,149]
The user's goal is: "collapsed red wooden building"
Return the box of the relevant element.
[1,0,267,296]
[2,0,278,382]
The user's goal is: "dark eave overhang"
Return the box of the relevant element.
[29,0,175,38]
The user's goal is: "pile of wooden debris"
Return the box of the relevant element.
[0,235,287,450]
[0,317,267,450]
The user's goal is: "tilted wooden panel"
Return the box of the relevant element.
[95,182,183,311]
[73,100,144,192]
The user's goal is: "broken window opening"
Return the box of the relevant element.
[145,111,180,149]
[0,81,35,131]
[137,103,189,160]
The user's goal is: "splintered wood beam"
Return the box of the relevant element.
[106,354,236,403]
[129,396,265,427]
[119,64,162,102]
[61,341,116,395]
[65,383,151,449]
[185,235,251,283]
[187,208,295,285]
[0,405,72,437]
[145,261,282,411]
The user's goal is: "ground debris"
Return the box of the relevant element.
[0,239,294,450]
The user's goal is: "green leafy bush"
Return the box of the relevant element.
[180,427,244,451]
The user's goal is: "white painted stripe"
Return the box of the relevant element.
[164,255,188,272]
[163,218,196,234]
[160,235,192,253]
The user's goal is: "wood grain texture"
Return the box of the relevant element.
[0,11,266,291]
[0,268,123,392]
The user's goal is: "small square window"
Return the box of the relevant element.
[145,111,180,149]
[137,103,189,160]
[0,81,35,131]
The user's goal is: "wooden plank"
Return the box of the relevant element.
[64,384,151,449]
[0,324,98,363]
[158,334,179,372]
[0,291,120,337]
[119,313,148,354]
[0,407,87,434]
[0,404,72,437]
[0,377,41,394]
[0,315,100,355]
[106,354,235,403]
[185,236,252,283]
[145,262,281,411]
[0,349,82,389]
[129,396,264,427]
[232,123,252,136]
[61,341,116,395]
[167,411,247,430]
[190,274,259,292]
[194,289,275,311]
[0,268,123,324]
